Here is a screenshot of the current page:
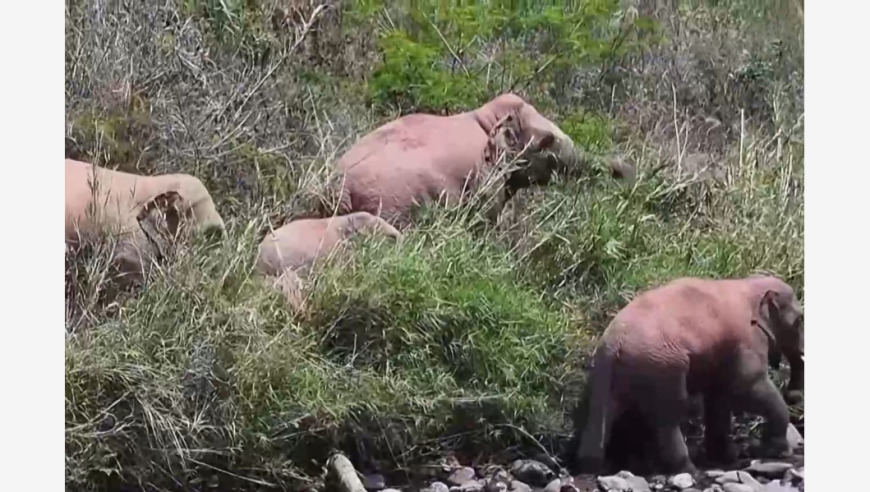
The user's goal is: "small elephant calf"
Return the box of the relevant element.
[573,275,804,475]
[255,212,401,310]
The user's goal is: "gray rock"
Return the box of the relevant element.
[451,482,484,492]
[431,482,450,492]
[744,461,793,479]
[484,479,508,492]
[618,472,651,492]
[783,467,803,485]
[364,474,386,491]
[544,478,562,492]
[714,471,763,490]
[448,467,478,486]
[721,485,756,492]
[762,480,800,491]
[668,473,695,489]
[510,460,555,487]
[489,468,510,484]
[595,474,631,491]
[509,480,532,492]
[785,424,803,449]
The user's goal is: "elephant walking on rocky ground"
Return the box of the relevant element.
[65,158,225,288]
[326,93,582,229]
[572,275,804,475]
[255,212,401,310]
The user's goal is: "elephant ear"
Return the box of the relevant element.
[755,289,782,355]
[136,191,187,260]
[490,114,523,153]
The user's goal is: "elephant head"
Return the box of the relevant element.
[474,94,579,193]
[754,280,804,404]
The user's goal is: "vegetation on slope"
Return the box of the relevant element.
[65,1,804,490]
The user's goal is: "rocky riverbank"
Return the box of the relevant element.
[342,425,804,492]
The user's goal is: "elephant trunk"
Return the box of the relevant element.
[553,133,580,176]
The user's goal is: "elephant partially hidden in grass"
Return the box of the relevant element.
[255,212,401,310]
[65,158,225,288]
[326,93,582,229]
[571,275,804,475]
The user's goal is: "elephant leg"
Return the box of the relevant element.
[643,371,696,474]
[703,391,738,465]
[738,376,792,458]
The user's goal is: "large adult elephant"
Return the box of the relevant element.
[65,158,225,287]
[572,275,804,475]
[327,93,582,228]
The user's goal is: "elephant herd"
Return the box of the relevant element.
[64,93,804,476]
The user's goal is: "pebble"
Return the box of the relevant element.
[596,475,631,491]
[509,480,531,492]
[544,479,562,492]
[448,467,478,486]
[762,480,800,491]
[450,481,485,492]
[618,472,651,492]
[743,461,793,479]
[489,468,510,484]
[364,474,386,491]
[783,467,803,485]
[484,481,508,492]
[431,482,450,492]
[510,460,555,487]
[668,473,695,489]
[721,485,756,492]
[714,471,762,490]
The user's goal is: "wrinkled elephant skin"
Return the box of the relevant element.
[65,158,225,286]
[330,93,579,228]
[574,275,804,475]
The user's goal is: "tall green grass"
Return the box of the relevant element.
[65,0,803,490]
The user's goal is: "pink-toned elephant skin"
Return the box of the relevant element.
[255,212,401,309]
[65,158,225,286]
[329,93,579,228]
[572,275,804,475]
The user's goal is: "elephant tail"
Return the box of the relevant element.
[575,344,619,473]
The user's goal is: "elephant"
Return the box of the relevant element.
[65,158,225,288]
[326,93,582,229]
[255,211,401,310]
[572,275,804,475]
